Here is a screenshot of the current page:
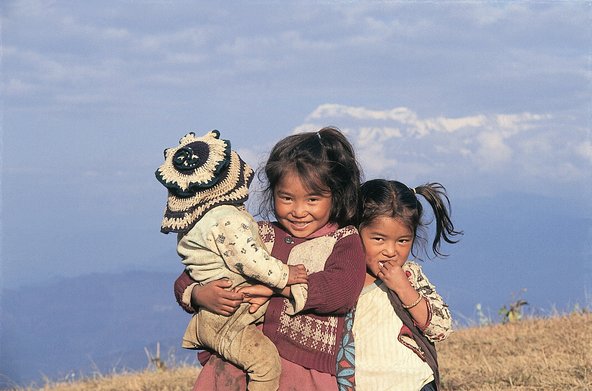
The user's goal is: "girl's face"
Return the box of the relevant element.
[359,216,413,278]
[273,170,332,238]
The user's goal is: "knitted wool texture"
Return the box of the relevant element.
[156,130,254,234]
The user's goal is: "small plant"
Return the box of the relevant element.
[144,342,167,372]
[475,303,492,326]
[499,289,529,324]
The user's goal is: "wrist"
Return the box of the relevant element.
[390,277,415,297]
[402,292,423,309]
[184,282,200,312]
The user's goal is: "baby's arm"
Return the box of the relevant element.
[209,210,307,289]
[403,261,453,342]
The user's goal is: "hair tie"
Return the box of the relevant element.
[317,132,322,140]
[410,186,416,195]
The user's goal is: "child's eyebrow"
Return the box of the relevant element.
[307,189,332,196]
[366,229,386,236]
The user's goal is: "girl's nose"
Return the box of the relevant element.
[291,202,307,218]
[382,245,396,258]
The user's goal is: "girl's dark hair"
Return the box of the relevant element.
[257,126,362,227]
[358,179,462,258]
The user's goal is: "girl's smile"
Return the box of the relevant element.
[273,170,332,238]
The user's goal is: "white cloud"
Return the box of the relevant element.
[3,2,589,203]
[495,113,549,136]
[308,104,416,122]
[357,141,397,175]
[307,104,520,139]
[299,103,590,198]
[357,127,403,146]
[475,131,513,168]
[429,115,488,133]
[292,123,323,134]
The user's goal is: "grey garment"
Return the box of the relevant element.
[387,290,441,390]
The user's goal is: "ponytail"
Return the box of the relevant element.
[414,183,463,257]
[359,179,462,259]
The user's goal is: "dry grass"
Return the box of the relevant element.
[439,312,591,390]
[4,366,200,391]
[5,312,591,391]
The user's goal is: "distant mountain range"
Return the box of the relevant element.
[1,194,590,387]
[0,271,199,387]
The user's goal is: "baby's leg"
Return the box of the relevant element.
[194,304,280,391]
[221,323,281,391]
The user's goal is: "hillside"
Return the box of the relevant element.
[0,271,199,385]
[3,195,591,387]
[439,312,591,390]
[6,312,590,391]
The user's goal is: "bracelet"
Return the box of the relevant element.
[402,293,423,309]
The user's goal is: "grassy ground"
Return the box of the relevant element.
[6,312,591,391]
[439,312,591,390]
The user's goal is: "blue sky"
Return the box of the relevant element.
[1,1,591,310]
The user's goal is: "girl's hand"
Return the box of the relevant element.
[378,261,429,325]
[191,279,243,316]
[377,260,410,293]
[237,284,275,314]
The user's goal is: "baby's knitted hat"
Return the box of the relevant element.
[155,130,253,234]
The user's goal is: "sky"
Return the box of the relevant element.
[1,1,591,312]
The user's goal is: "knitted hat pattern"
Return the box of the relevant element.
[156,130,254,234]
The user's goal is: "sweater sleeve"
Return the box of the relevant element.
[404,261,453,342]
[303,233,365,314]
[208,211,290,289]
[174,270,197,314]
[179,207,290,289]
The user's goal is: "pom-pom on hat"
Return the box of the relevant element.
[156,130,254,234]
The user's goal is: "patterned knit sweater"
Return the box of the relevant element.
[175,221,366,376]
[259,221,366,375]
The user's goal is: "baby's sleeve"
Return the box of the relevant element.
[209,210,290,289]
[403,261,453,342]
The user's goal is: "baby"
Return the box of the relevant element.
[156,130,307,391]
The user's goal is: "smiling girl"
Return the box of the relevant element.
[174,126,366,390]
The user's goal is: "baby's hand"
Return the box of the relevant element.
[287,264,308,285]
[238,284,274,314]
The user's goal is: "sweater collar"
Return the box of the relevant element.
[305,222,339,239]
